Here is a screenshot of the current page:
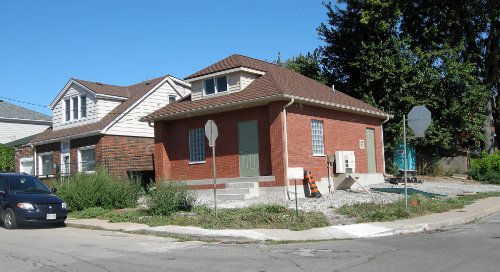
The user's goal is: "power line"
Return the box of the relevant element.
[0,96,48,108]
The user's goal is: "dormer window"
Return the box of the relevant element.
[204,76,227,96]
[63,95,87,122]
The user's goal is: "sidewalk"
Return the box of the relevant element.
[65,197,500,242]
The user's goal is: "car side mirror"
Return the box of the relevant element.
[0,190,5,196]
[51,188,57,193]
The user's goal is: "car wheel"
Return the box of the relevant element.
[3,208,18,229]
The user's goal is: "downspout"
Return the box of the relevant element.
[282,98,294,200]
[380,116,390,176]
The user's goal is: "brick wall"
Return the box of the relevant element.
[154,103,385,187]
[100,135,154,178]
[154,106,272,182]
[286,103,383,180]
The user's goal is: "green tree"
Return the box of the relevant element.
[317,0,489,156]
[0,144,15,172]
[282,52,327,84]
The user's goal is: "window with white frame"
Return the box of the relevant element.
[78,146,96,172]
[203,76,227,95]
[189,128,205,163]
[311,120,324,155]
[38,152,53,176]
[63,95,87,122]
[168,95,176,104]
[64,99,71,122]
[80,95,87,118]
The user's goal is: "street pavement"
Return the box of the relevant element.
[65,196,500,242]
[1,211,499,271]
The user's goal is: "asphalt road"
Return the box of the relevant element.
[1,213,499,272]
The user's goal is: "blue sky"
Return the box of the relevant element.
[0,0,328,115]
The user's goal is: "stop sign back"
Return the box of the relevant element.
[408,106,431,137]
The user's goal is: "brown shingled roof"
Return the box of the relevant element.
[73,79,133,98]
[143,55,389,122]
[31,75,168,144]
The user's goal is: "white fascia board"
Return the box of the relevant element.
[95,93,128,101]
[100,76,169,134]
[143,94,283,122]
[283,94,393,119]
[170,76,191,88]
[165,76,186,97]
[49,79,98,109]
[30,131,101,146]
[0,117,52,125]
[184,67,265,83]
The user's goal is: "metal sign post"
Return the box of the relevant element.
[205,120,219,217]
[287,167,304,217]
[403,106,431,212]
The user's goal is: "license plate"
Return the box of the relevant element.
[46,214,56,220]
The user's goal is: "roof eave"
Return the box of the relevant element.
[30,130,102,146]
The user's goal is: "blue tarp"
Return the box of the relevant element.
[394,143,416,171]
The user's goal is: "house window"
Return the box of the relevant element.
[64,99,71,122]
[72,97,79,119]
[169,95,176,104]
[80,95,87,118]
[38,152,53,176]
[311,120,324,156]
[203,76,228,96]
[189,128,205,163]
[78,146,96,172]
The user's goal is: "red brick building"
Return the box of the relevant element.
[18,75,190,180]
[142,55,391,193]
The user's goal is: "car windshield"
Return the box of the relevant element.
[8,176,51,194]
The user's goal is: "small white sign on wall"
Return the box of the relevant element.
[359,140,365,149]
[287,167,304,180]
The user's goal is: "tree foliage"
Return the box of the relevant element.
[317,0,492,156]
[0,144,15,172]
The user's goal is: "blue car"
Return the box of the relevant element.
[0,173,67,229]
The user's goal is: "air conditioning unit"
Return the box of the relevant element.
[335,151,356,173]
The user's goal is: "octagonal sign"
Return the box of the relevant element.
[408,106,431,137]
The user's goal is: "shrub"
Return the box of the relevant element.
[53,170,142,211]
[147,181,196,216]
[470,151,500,184]
[70,207,109,219]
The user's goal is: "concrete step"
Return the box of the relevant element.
[217,194,248,201]
[218,188,251,195]
[225,182,258,189]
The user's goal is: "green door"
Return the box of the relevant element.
[366,128,376,173]
[238,120,259,177]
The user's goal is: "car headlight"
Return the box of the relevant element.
[61,202,67,209]
[17,203,34,210]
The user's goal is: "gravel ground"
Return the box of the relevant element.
[197,177,500,225]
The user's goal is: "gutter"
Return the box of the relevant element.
[380,116,391,176]
[30,131,101,146]
[282,98,294,200]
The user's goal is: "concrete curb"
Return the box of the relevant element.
[66,197,500,242]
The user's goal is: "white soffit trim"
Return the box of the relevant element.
[170,76,191,88]
[95,93,128,101]
[165,76,185,97]
[49,79,98,109]
[100,76,169,134]
[185,67,265,83]
[284,94,393,119]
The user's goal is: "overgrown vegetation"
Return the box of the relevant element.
[53,170,142,211]
[337,192,500,223]
[470,152,500,184]
[147,182,197,216]
[70,204,330,231]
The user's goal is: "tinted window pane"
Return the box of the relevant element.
[80,148,96,172]
[217,76,227,92]
[169,96,176,104]
[81,95,87,118]
[65,99,71,121]
[72,97,79,119]
[204,79,215,95]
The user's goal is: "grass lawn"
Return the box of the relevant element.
[70,204,331,231]
[336,192,500,223]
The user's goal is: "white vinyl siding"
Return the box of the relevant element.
[53,84,98,130]
[97,99,121,120]
[311,120,324,156]
[0,121,50,144]
[78,146,96,172]
[189,128,205,163]
[240,72,258,90]
[106,79,186,137]
[203,76,228,96]
[191,72,243,101]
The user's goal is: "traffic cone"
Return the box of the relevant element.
[304,171,322,198]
